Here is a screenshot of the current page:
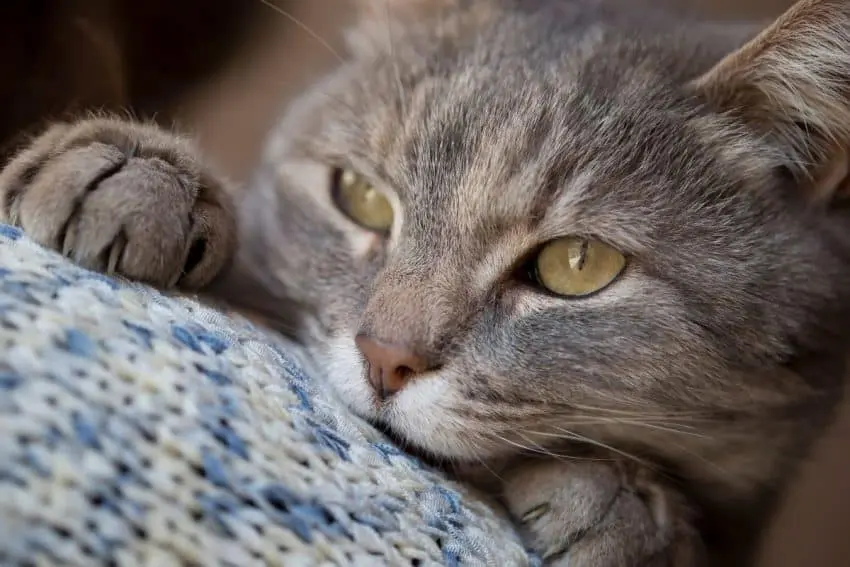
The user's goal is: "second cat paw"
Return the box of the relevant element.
[502,458,703,567]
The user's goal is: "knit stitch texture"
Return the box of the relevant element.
[0,224,535,567]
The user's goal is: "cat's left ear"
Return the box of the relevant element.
[692,0,850,203]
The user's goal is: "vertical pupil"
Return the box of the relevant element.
[361,187,373,203]
[568,240,589,271]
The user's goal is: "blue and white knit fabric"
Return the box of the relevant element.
[0,224,535,566]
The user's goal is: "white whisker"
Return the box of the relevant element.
[533,426,651,468]
[383,0,408,118]
[488,431,608,463]
[258,0,344,64]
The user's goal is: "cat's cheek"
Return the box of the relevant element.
[317,334,379,420]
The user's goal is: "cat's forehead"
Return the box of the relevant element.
[294,0,758,273]
[339,30,712,244]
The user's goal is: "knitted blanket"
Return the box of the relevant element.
[0,224,535,567]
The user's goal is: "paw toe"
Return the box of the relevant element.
[0,118,236,289]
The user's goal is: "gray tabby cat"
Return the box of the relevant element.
[2,0,850,565]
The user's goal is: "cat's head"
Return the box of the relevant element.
[239,0,850,493]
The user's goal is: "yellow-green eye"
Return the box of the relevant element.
[332,168,394,232]
[533,236,626,297]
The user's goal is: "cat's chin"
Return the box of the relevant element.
[372,416,502,473]
[371,419,452,468]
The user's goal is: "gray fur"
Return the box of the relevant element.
[218,1,850,563]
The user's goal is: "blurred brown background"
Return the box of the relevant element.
[4,1,848,565]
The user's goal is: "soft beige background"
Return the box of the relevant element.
[177,2,850,565]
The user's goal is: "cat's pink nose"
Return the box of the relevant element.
[355,334,428,401]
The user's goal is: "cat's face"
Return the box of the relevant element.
[240,0,850,487]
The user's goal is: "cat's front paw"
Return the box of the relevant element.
[503,459,704,567]
[0,118,236,290]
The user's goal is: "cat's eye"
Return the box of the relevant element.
[532,236,626,297]
[331,168,394,233]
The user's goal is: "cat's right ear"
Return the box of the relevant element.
[692,0,850,204]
